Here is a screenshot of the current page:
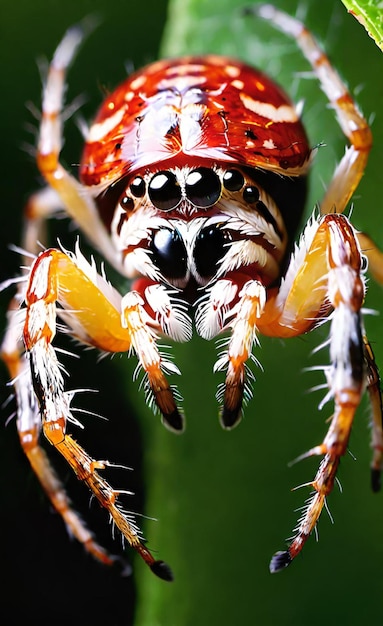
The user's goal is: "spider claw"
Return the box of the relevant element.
[162,408,185,432]
[220,379,244,429]
[269,550,292,573]
[150,559,174,581]
[220,403,243,429]
[371,467,381,493]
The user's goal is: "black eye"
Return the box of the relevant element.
[150,228,187,279]
[193,224,232,278]
[185,168,221,208]
[148,171,182,211]
[223,169,244,191]
[119,195,134,211]
[243,185,260,204]
[130,176,145,197]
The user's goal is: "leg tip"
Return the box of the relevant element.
[163,409,185,433]
[269,550,292,573]
[220,406,242,430]
[371,467,381,493]
[150,559,174,581]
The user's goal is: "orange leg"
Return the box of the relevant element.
[254,212,368,571]
[19,246,184,579]
[202,279,267,429]
[220,281,266,428]
[0,301,115,565]
[36,25,118,269]
[250,4,372,216]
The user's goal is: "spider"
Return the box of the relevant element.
[1,4,383,579]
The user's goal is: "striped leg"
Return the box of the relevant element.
[20,246,182,579]
[0,292,116,566]
[249,4,372,215]
[37,24,117,268]
[258,213,367,571]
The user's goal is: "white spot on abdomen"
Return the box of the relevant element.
[87,107,125,143]
[240,94,298,123]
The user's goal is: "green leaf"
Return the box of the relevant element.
[133,2,383,625]
[341,0,383,51]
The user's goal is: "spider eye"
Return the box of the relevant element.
[243,185,260,204]
[150,228,187,278]
[185,168,221,208]
[148,171,182,211]
[119,195,134,211]
[130,176,146,197]
[223,169,244,191]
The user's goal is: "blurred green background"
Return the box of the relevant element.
[1,1,383,625]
